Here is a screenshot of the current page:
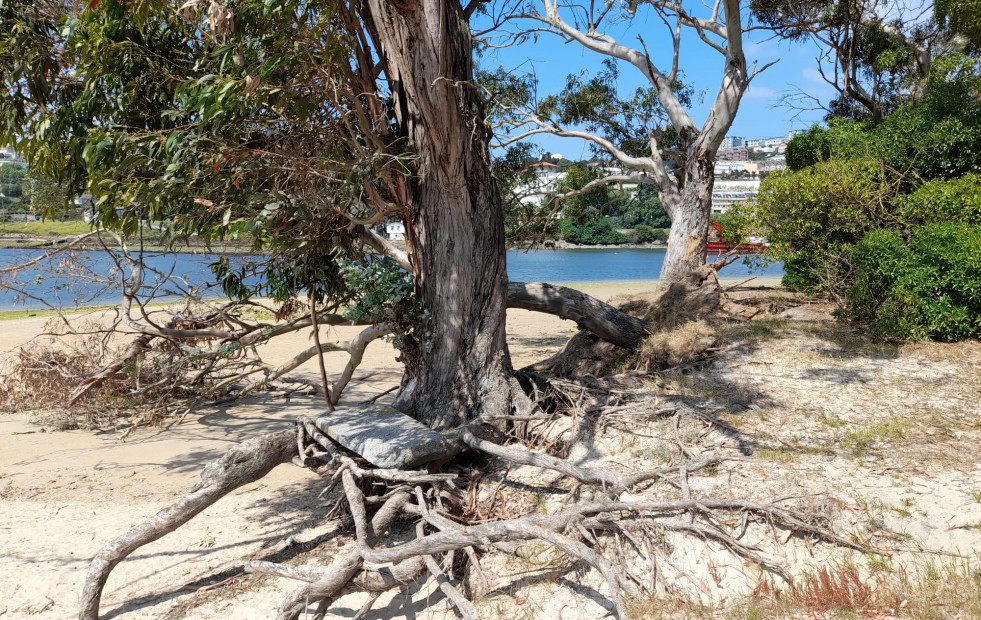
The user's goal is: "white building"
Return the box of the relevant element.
[385,221,406,241]
[722,136,746,149]
[711,179,760,214]
[514,162,567,207]
[714,161,747,175]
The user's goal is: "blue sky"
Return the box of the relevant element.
[476,5,839,158]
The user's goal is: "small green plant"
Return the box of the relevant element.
[821,413,846,428]
[842,420,909,455]
[339,257,425,348]
[867,553,892,573]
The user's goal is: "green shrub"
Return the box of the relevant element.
[845,223,981,340]
[633,224,667,243]
[785,119,874,171]
[899,174,981,224]
[557,218,627,245]
[730,157,894,293]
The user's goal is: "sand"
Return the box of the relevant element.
[6,275,977,620]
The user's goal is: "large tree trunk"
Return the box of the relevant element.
[659,149,714,285]
[363,0,514,430]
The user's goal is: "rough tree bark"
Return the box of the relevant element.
[659,150,716,283]
[363,0,515,430]
[507,282,648,349]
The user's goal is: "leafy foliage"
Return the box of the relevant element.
[535,60,691,163]
[556,218,627,245]
[936,0,981,52]
[728,54,981,339]
[732,158,895,293]
[339,257,424,345]
[633,224,668,243]
[845,224,981,341]
[751,0,965,122]
[899,173,981,224]
[608,184,671,229]
[0,0,410,310]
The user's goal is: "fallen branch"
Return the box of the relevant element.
[507,282,649,350]
[79,430,297,620]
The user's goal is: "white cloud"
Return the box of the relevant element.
[744,85,777,100]
[802,68,826,85]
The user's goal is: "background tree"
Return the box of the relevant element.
[752,0,979,123]
[493,0,772,283]
[0,0,651,431]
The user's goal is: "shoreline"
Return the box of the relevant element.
[0,276,784,321]
[0,236,662,254]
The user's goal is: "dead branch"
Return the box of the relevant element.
[79,430,297,620]
[68,335,154,405]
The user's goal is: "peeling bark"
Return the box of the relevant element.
[363,0,514,430]
[660,152,715,285]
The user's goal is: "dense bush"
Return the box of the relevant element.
[845,224,981,341]
[634,224,668,243]
[899,174,981,224]
[608,185,671,229]
[728,55,981,340]
[557,218,627,245]
[784,55,981,182]
[729,157,894,294]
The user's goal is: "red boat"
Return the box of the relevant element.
[706,221,767,254]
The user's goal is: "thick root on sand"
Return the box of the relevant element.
[80,406,866,620]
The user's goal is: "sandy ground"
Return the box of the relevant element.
[0,281,643,620]
[5,276,979,620]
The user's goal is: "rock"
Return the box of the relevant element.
[314,405,450,469]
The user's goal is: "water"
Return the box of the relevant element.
[0,247,781,310]
[506,247,781,283]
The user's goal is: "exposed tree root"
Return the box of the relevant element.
[78,430,297,620]
[526,265,778,379]
[80,407,867,620]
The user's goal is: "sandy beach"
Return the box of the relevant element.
[4,274,978,620]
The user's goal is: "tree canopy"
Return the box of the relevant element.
[2,0,408,307]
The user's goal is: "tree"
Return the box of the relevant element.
[494,0,769,284]
[4,3,810,619]
[614,184,671,229]
[753,0,978,123]
[2,0,658,426]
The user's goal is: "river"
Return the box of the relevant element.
[0,247,782,310]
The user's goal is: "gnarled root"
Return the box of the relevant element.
[78,430,297,620]
[528,266,724,378]
[81,410,865,620]
[253,418,864,620]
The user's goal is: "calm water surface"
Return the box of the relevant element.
[507,247,781,283]
[0,247,781,310]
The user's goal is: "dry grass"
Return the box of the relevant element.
[635,320,720,371]
[732,560,981,620]
[0,323,199,430]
